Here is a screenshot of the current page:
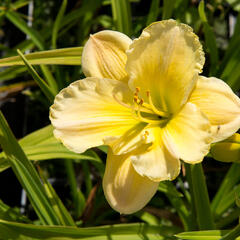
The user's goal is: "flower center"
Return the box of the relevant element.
[132,87,170,124]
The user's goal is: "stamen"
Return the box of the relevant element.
[142,130,149,142]
[146,91,169,117]
[113,94,132,110]
[136,104,162,124]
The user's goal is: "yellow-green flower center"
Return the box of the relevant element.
[132,87,170,124]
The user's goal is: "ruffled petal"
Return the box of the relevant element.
[103,149,159,214]
[130,126,181,182]
[190,76,240,142]
[82,30,132,82]
[126,19,204,114]
[50,77,141,153]
[166,102,212,163]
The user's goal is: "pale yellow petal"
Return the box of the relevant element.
[50,77,140,153]
[166,102,212,164]
[105,123,151,155]
[82,30,132,82]
[126,19,204,114]
[130,126,180,182]
[190,76,240,142]
[103,149,159,214]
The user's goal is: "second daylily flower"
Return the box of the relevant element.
[50,20,240,214]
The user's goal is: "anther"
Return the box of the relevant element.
[133,95,138,103]
[139,98,144,105]
[136,87,140,93]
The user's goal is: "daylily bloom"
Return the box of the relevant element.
[50,20,240,214]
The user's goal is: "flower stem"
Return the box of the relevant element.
[220,224,240,240]
[188,163,215,230]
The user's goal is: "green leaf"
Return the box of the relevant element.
[219,224,240,240]
[162,0,175,20]
[216,208,240,229]
[198,0,219,75]
[158,181,183,198]
[0,111,60,225]
[146,0,160,26]
[0,199,30,223]
[40,65,59,94]
[0,66,26,82]
[17,49,56,101]
[198,0,207,23]
[0,219,178,240]
[189,164,215,230]
[6,11,45,50]
[213,184,240,218]
[64,159,86,218]
[0,47,83,67]
[159,181,193,231]
[38,168,76,227]
[211,163,240,217]
[52,0,68,49]
[176,229,238,240]
[217,13,240,79]
[111,0,132,36]
[225,0,240,11]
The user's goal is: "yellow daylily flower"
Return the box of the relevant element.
[50,20,240,214]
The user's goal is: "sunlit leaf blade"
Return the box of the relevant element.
[38,168,76,227]
[0,220,178,240]
[17,49,56,101]
[0,111,60,225]
[176,229,239,240]
[0,125,103,172]
[111,0,132,36]
[6,11,45,50]
[0,47,83,67]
